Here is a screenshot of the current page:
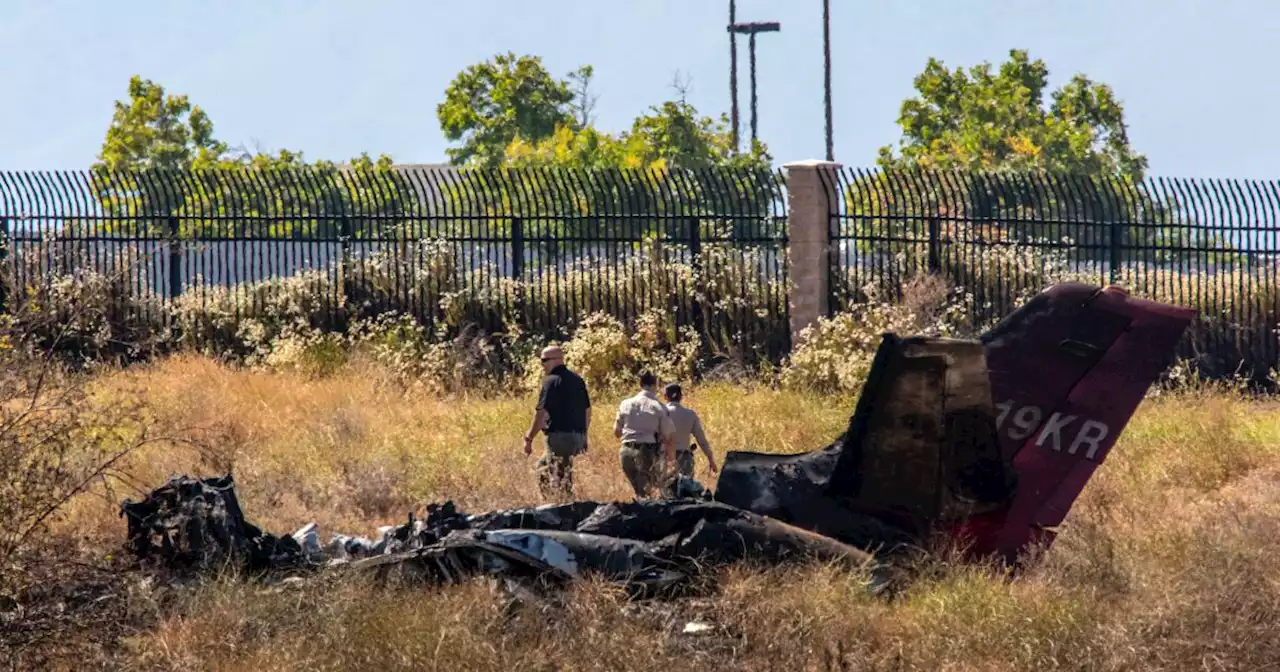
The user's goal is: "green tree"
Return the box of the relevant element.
[878,49,1147,176]
[96,76,228,171]
[91,76,414,238]
[472,97,777,241]
[92,75,228,223]
[504,99,771,170]
[849,49,1192,274]
[436,52,577,168]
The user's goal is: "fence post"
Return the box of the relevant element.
[511,216,525,325]
[783,159,842,347]
[928,216,941,274]
[167,215,182,299]
[0,217,8,315]
[510,216,525,280]
[1108,221,1122,285]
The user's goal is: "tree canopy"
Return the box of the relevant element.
[457,80,778,241]
[848,50,1188,270]
[91,76,412,237]
[436,52,577,168]
[430,54,781,243]
[503,100,770,172]
[877,49,1147,178]
[96,75,228,173]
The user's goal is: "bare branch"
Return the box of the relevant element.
[568,65,599,128]
[669,70,694,104]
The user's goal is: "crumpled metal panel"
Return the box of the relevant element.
[120,473,308,572]
[828,335,1013,530]
[482,531,581,576]
[715,333,1013,551]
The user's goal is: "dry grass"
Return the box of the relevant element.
[17,356,1280,670]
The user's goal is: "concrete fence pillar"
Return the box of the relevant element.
[784,159,843,346]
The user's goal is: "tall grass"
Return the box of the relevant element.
[6,238,1280,668]
[15,356,1273,670]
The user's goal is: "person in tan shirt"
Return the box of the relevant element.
[613,371,675,498]
[662,383,718,478]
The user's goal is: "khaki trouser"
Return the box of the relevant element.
[619,441,666,498]
[535,432,586,500]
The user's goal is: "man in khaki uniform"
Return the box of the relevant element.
[613,371,676,498]
[662,383,718,478]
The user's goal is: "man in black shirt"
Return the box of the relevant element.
[523,345,592,500]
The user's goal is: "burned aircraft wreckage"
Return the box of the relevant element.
[121,283,1196,595]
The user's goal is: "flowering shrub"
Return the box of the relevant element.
[781,273,984,395]
[519,309,704,394]
[172,270,342,362]
[2,246,169,365]
[4,229,1279,387]
[256,312,530,396]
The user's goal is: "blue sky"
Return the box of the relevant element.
[2,0,1276,178]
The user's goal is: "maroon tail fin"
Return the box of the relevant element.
[948,284,1196,561]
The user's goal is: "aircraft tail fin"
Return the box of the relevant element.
[949,284,1196,561]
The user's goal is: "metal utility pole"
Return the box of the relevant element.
[728,20,781,147]
[729,0,739,152]
[749,32,759,143]
[823,0,834,161]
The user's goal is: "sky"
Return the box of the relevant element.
[2,0,1277,179]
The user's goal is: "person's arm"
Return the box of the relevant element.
[692,414,717,473]
[525,378,553,455]
[661,412,677,465]
[613,401,625,439]
[524,407,550,453]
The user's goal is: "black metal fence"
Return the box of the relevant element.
[5,165,1280,379]
[0,167,792,361]
[826,168,1280,380]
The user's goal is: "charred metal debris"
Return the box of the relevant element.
[119,283,1196,596]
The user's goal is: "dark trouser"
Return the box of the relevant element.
[675,450,695,478]
[619,441,665,498]
[536,431,586,500]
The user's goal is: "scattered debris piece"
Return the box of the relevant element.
[122,476,886,597]
[682,621,715,636]
[119,473,307,573]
